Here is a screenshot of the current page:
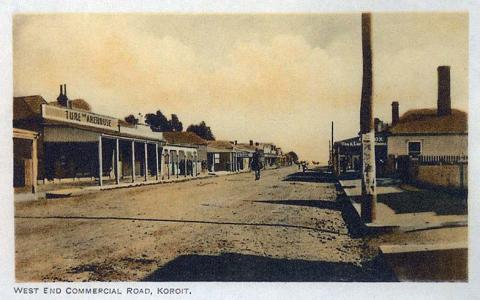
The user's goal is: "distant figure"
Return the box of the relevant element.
[302,161,307,173]
[187,159,193,176]
[251,149,262,180]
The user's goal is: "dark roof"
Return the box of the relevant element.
[236,143,257,152]
[13,95,47,120]
[48,99,92,111]
[207,140,235,150]
[163,132,208,145]
[70,99,91,111]
[391,109,467,134]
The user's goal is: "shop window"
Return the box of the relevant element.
[408,141,422,157]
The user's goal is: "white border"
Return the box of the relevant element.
[1,1,479,299]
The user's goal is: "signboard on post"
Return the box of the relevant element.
[361,131,376,195]
[42,104,118,131]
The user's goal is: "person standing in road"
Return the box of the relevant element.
[251,149,261,180]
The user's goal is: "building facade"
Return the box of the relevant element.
[13,86,199,191]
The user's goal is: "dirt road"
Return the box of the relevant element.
[15,166,393,281]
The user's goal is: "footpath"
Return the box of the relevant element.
[15,169,256,202]
[336,174,468,281]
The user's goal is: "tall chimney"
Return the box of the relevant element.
[57,83,68,107]
[374,118,380,132]
[391,101,399,126]
[437,66,451,116]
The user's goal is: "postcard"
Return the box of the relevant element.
[2,1,479,299]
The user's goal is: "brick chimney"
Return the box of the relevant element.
[391,101,399,126]
[437,66,451,116]
[56,83,69,107]
[374,118,380,132]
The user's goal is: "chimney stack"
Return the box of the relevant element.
[57,83,69,107]
[391,101,399,126]
[249,140,253,146]
[437,66,451,116]
[374,118,380,132]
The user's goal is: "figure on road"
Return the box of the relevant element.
[251,149,262,180]
[302,161,307,173]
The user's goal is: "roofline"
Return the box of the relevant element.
[391,132,468,136]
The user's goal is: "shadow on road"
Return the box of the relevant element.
[350,189,467,216]
[142,252,397,282]
[254,199,341,211]
[283,170,337,183]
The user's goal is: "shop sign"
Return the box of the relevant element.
[42,104,118,131]
[236,151,251,158]
[340,134,387,147]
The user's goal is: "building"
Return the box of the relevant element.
[13,85,199,190]
[235,141,256,171]
[163,131,208,174]
[387,66,468,168]
[258,143,278,168]
[332,131,388,177]
[206,140,238,172]
[13,128,39,194]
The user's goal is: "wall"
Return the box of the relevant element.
[388,134,467,156]
[415,164,468,189]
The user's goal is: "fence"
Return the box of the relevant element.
[418,155,468,165]
[390,155,468,190]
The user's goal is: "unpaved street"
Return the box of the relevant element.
[15,167,393,281]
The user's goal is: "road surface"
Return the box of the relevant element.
[15,166,394,281]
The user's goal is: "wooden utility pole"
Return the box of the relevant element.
[331,121,334,170]
[360,12,377,223]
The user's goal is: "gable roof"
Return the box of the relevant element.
[207,140,235,151]
[163,131,208,145]
[236,143,257,152]
[391,109,467,134]
[13,95,47,120]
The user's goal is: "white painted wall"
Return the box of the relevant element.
[388,134,468,156]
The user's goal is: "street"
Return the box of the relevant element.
[15,166,394,282]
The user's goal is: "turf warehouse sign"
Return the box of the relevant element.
[41,104,118,131]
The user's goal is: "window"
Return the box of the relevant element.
[408,141,422,156]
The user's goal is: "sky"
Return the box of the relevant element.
[13,13,468,162]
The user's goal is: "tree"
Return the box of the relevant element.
[169,114,183,132]
[186,121,215,140]
[124,114,138,125]
[286,151,299,163]
[145,110,171,132]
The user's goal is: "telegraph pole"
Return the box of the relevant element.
[360,12,377,223]
[331,121,334,170]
